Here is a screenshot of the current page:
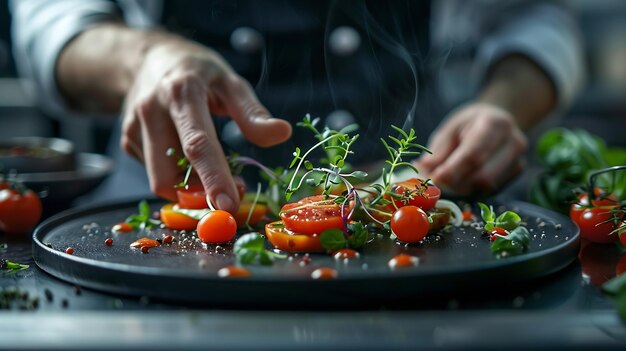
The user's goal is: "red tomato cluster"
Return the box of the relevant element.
[388,179,440,243]
[570,191,624,244]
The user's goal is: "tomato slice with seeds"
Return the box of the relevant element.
[385,178,441,212]
[280,195,352,236]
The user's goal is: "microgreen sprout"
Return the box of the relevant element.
[1,259,29,273]
[167,147,192,188]
[125,200,160,230]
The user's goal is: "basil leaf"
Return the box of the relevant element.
[233,232,281,266]
[495,211,522,231]
[491,226,531,255]
[478,202,494,223]
[320,229,346,251]
[139,200,151,218]
[347,222,368,248]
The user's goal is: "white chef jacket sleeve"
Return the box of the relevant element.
[10,0,121,116]
[474,2,585,110]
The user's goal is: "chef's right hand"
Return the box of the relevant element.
[121,39,292,214]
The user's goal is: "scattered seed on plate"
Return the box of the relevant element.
[104,238,113,246]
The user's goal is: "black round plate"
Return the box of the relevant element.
[33,198,579,307]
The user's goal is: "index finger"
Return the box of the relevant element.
[164,76,239,214]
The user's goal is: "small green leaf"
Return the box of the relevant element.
[139,200,151,218]
[304,160,313,170]
[391,125,409,139]
[347,222,368,248]
[478,202,495,223]
[495,211,522,231]
[320,229,346,251]
[491,226,531,255]
[349,171,368,180]
[603,273,626,296]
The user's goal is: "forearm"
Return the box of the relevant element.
[478,54,557,132]
[56,23,172,113]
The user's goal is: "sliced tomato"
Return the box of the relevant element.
[176,184,207,209]
[280,195,351,236]
[160,203,199,231]
[386,178,441,212]
[265,221,324,253]
[234,202,268,227]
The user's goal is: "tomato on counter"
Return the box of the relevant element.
[0,181,42,235]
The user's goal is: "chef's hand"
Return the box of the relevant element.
[415,54,557,196]
[415,102,527,195]
[120,39,292,213]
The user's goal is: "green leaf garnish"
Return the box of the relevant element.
[125,200,160,230]
[347,222,368,248]
[491,226,531,255]
[1,259,29,273]
[233,233,285,265]
[320,229,346,251]
[478,202,521,231]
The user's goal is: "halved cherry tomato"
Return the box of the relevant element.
[390,205,430,243]
[386,178,441,212]
[160,203,199,231]
[176,179,247,210]
[575,207,620,244]
[0,186,42,235]
[197,210,237,244]
[280,195,351,236]
[570,191,618,224]
[176,184,207,209]
[265,221,324,253]
[234,202,268,227]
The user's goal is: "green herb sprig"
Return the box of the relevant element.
[233,233,286,265]
[319,222,369,251]
[1,259,29,273]
[125,200,160,230]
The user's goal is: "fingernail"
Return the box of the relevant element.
[215,193,235,212]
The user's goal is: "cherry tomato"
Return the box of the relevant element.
[176,184,207,209]
[234,202,268,227]
[0,186,42,235]
[197,210,237,244]
[570,191,618,224]
[160,203,199,231]
[390,205,430,243]
[265,221,324,253]
[575,207,619,244]
[386,178,441,212]
[489,227,509,241]
[280,195,351,236]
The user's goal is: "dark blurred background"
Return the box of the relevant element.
[0,0,624,154]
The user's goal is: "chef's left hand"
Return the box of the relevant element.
[415,102,527,196]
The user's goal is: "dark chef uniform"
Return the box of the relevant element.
[10,0,584,203]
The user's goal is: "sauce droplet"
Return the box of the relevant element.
[217,265,251,278]
[388,254,419,269]
[130,238,161,249]
[104,238,113,246]
[311,267,338,280]
[112,222,133,233]
[333,249,360,261]
[65,247,74,255]
[163,235,174,244]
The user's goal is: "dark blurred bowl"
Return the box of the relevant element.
[0,137,75,173]
[12,153,114,218]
